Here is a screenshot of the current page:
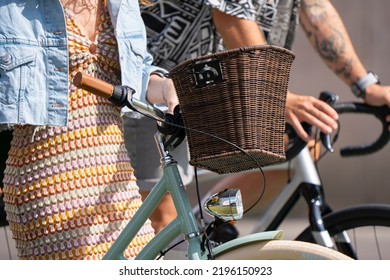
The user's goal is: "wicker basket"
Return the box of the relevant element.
[168,45,295,174]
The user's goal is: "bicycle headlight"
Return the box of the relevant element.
[204,189,243,221]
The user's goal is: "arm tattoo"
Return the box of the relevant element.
[314,27,345,64]
[301,0,354,81]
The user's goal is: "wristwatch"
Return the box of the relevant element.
[351,71,380,98]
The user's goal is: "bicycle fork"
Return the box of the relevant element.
[300,182,334,247]
[300,182,357,258]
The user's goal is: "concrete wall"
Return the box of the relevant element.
[288,0,390,209]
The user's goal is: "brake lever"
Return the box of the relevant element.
[157,105,186,151]
[319,91,339,152]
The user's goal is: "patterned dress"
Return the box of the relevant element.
[2,6,155,260]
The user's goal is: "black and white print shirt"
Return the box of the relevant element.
[141,0,301,70]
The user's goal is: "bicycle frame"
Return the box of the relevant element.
[251,146,336,247]
[103,132,283,260]
[193,98,390,258]
[71,73,366,259]
[191,142,358,256]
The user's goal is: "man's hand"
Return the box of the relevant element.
[364,83,390,125]
[285,92,339,141]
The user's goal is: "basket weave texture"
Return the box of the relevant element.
[169,45,295,174]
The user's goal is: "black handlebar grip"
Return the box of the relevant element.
[319,91,339,152]
[108,86,133,108]
[285,122,312,161]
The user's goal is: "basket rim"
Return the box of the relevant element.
[168,44,295,75]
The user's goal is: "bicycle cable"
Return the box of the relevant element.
[133,107,267,259]
[316,120,341,162]
[72,72,269,258]
[312,120,341,187]
[134,107,267,216]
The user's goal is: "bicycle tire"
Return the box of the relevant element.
[214,240,351,260]
[295,204,390,259]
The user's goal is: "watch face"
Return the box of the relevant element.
[370,71,380,83]
[351,72,380,98]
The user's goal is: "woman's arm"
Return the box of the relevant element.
[146,74,178,114]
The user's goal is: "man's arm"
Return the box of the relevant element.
[212,8,338,140]
[211,9,267,48]
[300,0,390,109]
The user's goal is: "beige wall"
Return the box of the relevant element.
[289,0,390,209]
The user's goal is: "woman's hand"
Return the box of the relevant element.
[285,92,339,141]
[146,74,179,114]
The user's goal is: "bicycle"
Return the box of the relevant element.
[72,72,351,260]
[188,91,390,260]
[293,98,390,260]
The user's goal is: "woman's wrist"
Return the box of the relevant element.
[147,74,178,109]
[146,74,165,105]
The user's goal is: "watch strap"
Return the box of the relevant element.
[351,71,380,98]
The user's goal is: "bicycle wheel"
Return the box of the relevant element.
[296,204,390,259]
[214,240,351,260]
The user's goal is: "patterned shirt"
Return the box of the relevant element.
[141,0,301,70]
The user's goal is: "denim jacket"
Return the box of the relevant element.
[0,0,164,128]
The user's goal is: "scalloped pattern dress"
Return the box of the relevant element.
[2,7,155,260]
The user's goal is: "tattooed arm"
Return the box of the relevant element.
[212,8,338,140]
[300,0,390,110]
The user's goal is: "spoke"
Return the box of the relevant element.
[373,226,382,260]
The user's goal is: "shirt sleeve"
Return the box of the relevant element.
[206,0,257,21]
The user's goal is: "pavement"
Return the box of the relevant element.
[1,167,388,260]
[0,217,309,260]
[0,226,17,260]
[2,216,389,260]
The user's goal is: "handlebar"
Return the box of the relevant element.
[73,72,166,120]
[73,73,390,160]
[333,100,390,157]
[285,90,390,160]
[285,122,312,161]
[73,72,185,150]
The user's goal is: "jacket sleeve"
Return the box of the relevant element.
[109,0,168,117]
[140,53,168,105]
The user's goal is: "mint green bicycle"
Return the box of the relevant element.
[73,72,351,260]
